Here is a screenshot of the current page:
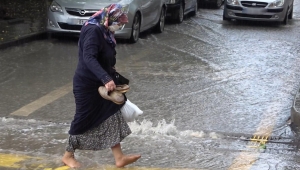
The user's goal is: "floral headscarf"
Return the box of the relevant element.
[84,4,128,47]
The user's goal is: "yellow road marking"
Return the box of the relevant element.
[228,102,280,170]
[10,82,72,116]
[0,153,32,168]
[0,153,204,170]
[43,167,69,170]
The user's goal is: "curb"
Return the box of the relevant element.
[291,87,300,128]
[0,31,47,50]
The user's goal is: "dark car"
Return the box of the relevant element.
[198,0,223,8]
[165,0,198,23]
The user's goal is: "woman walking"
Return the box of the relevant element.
[62,4,141,168]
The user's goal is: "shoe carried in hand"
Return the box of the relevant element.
[98,86,125,105]
[115,84,130,93]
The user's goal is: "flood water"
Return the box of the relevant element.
[1,3,300,170]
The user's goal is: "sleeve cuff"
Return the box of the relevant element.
[101,74,113,85]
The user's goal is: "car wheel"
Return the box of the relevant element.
[176,3,184,23]
[214,0,223,8]
[288,5,293,19]
[154,7,166,33]
[191,0,198,16]
[283,8,289,25]
[223,15,230,21]
[129,13,140,43]
[223,8,230,21]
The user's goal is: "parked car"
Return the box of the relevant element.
[165,0,198,23]
[47,0,167,43]
[223,0,294,25]
[198,0,223,9]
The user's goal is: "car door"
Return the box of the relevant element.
[139,0,160,30]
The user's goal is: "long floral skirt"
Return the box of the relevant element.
[66,111,131,152]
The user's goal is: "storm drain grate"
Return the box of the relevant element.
[248,135,269,148]
[237,135,292,144]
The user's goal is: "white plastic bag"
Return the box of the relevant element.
[121,99,143,122]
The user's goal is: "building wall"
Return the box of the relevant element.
[0,0,50,20]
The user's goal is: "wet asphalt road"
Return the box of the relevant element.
[1,2,300,170]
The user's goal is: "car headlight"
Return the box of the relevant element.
[268,0,285,8]
[226,0,240,6]
[50,1,63,13]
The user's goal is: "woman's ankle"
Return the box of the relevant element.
[62,151,81,168]
[115,154,141,168]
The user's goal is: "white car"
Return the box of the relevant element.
[47,0,167,43]
[223,0,294,24]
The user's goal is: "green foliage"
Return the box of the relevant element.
[259,143,266,149]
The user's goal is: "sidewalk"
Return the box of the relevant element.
[0,0,49,49]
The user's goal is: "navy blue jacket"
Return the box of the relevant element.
[69,24,124,135]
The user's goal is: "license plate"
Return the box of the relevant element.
[243,8,264,14]
[78,19,87,25]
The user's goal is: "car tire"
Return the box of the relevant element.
[154,7,166,33]
[214,0,223,9]
[283,9,289,25]
[191,0,198,16]
[176,3,184,23]
[288,5,293,19]
[223,9,230,21]
[223,15,230,21]
[129,13,140,43]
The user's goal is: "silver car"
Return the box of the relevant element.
[223,0,294,24]
[47,0,167,43]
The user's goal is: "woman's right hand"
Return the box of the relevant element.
[105,80,116,92]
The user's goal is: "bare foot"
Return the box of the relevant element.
[62,154,81,168]
[115,154,141,168]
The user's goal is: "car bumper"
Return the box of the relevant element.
[224,4,286,22]
[47,10,85,34]
[47,10,132,39]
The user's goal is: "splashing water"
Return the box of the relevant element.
[128,119,221,139]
